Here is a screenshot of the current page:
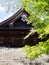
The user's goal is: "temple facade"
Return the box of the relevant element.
[0,8,38,47]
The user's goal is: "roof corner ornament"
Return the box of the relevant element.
[21,14,27,22]
[9,22,14,28]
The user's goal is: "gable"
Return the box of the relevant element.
[0,8,33,29]
[3,17,33,29]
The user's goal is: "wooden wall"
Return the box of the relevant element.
[0,29,38,47]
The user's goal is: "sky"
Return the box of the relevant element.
[0,0,21,23]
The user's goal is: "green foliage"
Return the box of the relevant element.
[21,0,49,39]
[21,0,49,59]
[23,40,49,59]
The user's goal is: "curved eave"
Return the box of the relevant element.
[0,8,24,26]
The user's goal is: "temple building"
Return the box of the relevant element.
[0,8,38,47]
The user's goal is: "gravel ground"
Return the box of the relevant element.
[0,47,25,65]
[0,47,49,65]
